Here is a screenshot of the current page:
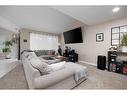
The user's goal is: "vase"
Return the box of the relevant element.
[4,52,11,59]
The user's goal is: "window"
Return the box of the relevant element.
[30,33,58,51]
[111,25,127,46]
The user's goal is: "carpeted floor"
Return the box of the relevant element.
[0,63,28,89]
[75,63,127,89]
[0,62,127,89]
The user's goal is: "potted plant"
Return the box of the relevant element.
[2,40,12,58]
[121,33,127,52]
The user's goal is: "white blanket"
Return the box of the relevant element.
[74,66,87,81]
[65,62,88,82]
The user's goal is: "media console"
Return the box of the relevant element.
[108,51,127,75]
[69,53,78,62]
[63,49,78,62]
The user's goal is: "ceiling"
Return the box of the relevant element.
[53,6,127,25]
[0,6,127,34]
[0,27,13,34]
[0,6,78,34]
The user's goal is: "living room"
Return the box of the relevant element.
[0,4,127,91]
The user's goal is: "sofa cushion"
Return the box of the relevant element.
[34,50,55,57]
[49,61,66,71]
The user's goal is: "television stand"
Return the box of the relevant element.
[108,51,127,75]
[69,53,78,62]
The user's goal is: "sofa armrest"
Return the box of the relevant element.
[34,68,74,89]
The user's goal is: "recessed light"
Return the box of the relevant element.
[112,7,120,13]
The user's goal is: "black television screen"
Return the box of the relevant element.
[63,27,83,44]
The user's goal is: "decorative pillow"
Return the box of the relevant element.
[23,52,30,58]
[48,51,52,55]
[52,51,55,55]
[30,57,53,75]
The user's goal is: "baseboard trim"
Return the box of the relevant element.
[79,60,97,66]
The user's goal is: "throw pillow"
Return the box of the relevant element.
[48,51,52,55]
[30,57,53,75]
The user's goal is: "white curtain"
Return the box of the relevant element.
[30,33,58,51]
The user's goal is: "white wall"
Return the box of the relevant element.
[60,17,127,65]
[20,29,30,53]
[0,29,18,58]
[0,16,19,33]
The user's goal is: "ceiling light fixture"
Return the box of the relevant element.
[112,7,120,13]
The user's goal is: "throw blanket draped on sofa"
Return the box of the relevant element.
[65,62,88,82]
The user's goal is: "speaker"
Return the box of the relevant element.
[97,55,106,70]
[71,49,75,54]
[116,62,122,73]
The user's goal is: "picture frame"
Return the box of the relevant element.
[96,33,104,42]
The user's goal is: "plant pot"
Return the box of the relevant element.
[4,52,11,59]
[6,54,11,59]
[122,46,127,52]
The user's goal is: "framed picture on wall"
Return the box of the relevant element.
[96,33,104,42]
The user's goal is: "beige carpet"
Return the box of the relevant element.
[0,63,28,89]
[0,62,127,89]
[75,63,127,89]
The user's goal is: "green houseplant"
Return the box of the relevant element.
[2,40,13,58]
[121,33,127,52]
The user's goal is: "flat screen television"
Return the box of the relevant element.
[63,27,83,44]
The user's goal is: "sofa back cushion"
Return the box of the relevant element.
[34,50,55,57]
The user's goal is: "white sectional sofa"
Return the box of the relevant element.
[21,51,87,89]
